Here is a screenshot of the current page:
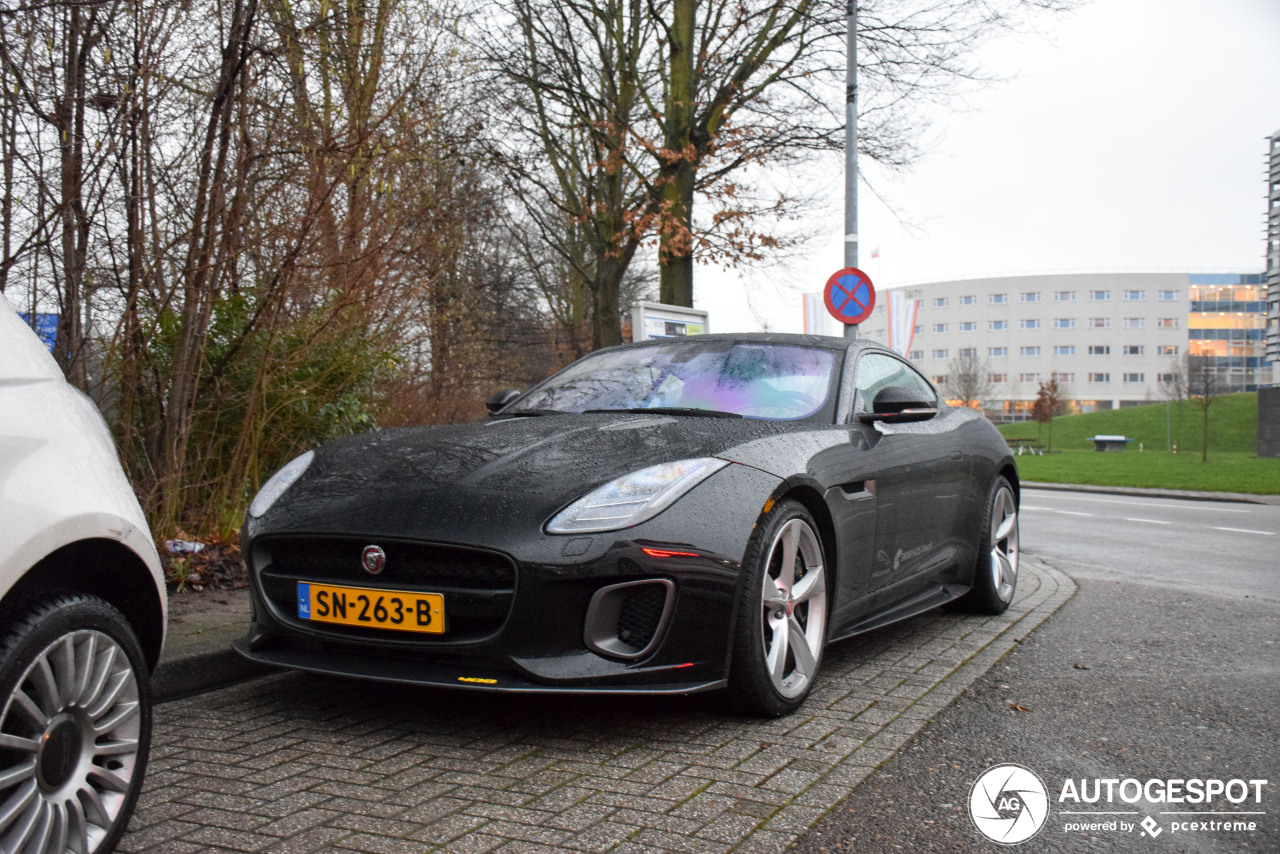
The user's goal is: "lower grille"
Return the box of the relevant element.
[254,536,516,643]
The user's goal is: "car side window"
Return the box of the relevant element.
[852,353,937,416]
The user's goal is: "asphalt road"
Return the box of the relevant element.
[1018,488,1280,600]
[792,489,1280,853]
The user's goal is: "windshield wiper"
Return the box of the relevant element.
[584,407,743,419]
[496,408,570,417]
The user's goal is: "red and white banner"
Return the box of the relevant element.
[887,290,919,356]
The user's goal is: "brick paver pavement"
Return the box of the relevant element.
[122,558,1074,853]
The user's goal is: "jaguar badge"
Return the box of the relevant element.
[361,545,386,575]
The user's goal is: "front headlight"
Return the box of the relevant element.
[546,457,729,534]
[248,450,315,518]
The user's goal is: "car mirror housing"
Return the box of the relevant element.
[858,386,939,424]
[486,389,521,415]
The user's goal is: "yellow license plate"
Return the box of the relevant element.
[297,582,444,634]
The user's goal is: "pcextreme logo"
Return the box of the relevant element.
[968,766,1270,844]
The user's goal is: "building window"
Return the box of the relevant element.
[1089,372,1110,383]
[1157,290,1178,301]
[1089,290,1112,301]
[1123,290,1146,301]
[989,373,1007,383]
[1054,291,1076,302]
[988,347,1007,357]
[959,295,977,305]
[1123,372,1145,383]
[910,350,924,360]
[932,297,949,308]
[1021,319,1041,330]
[1123,317,1145,328]
[1052,372,1074,383]
[1021,292,1041,303]
[1157,318,1180,328]
[958,347,977,357]
[959,321,977,332]
[989,320,1008,331]
[1054,345,1075,356]
[989,293,1008,304]
[1157,345,1179,355]
[1123,345,1144,355]
[1020,346,1041,357]
[932,323,949,333]
[933,375,948,385]
[932,349,949,359]
[1019,372,1040,383]
[914,324,924,334]
[1089,345,1111,355]
[1158,372,1175,384]
[1054,318,1076,329]
[1090,318,1111,328]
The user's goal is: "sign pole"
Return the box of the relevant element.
[844,0,858,339]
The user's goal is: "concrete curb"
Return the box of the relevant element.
[153,647,276,704]
[1023,480,1280,505]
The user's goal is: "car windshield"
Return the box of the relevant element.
[508,341,838,420]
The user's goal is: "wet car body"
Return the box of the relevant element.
[235,333,1018,712]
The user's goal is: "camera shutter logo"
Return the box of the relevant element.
[969,764,1050,844]
[361,545,387,575]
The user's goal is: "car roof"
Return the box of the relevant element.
[608,331,879,354]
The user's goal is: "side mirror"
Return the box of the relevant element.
[858,386,938,424]
[486,389,521,415]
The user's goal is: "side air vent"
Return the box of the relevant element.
[583,579,675,661]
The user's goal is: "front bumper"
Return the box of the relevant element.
[234,463,782,694]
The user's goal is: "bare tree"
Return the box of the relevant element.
[1187,355,1223,463]
[484,0,1081,328]
[944,351,991,410]
[1160,355,1188,452]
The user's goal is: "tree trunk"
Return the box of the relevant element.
[658,0,696,308]
[1201,404,1209,463]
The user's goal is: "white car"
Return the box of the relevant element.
[0,295,165,854]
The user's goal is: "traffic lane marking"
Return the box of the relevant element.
[1022,492,1254,514]
[1023,506,1278,536]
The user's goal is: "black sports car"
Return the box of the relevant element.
[235,333,1020,715]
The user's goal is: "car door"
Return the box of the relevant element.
[848,352,970,608]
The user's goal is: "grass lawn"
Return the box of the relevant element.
[997,393,1279,495]
[1007,449,1280,494]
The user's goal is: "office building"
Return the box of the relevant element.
[858,272,1269,420]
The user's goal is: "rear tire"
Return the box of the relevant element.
[0,594,152,854]
[727,499,828,717]
[957,476,1020,615]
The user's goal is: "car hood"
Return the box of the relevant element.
[251,413,821,540]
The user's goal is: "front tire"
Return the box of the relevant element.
[957,476,1020,615]
[728,499,828,717]
[0,594,152,854]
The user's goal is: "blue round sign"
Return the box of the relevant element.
[823,267,876,325]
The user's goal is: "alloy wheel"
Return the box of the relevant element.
[990,485,1020,603]
[759,518,827,699]
[0,629,143,854]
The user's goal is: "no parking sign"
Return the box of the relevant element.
[823,267,875,326]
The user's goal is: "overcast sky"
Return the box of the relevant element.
[696,0,1280,334]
